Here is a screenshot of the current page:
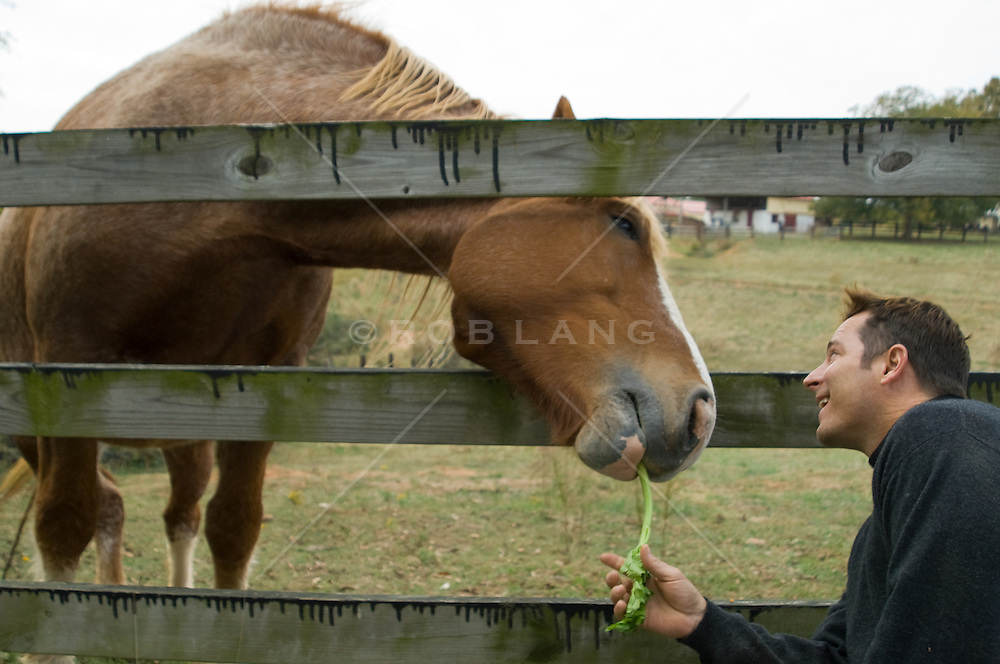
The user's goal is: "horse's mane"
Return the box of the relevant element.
[640,202,670,259]
[340,37,494,119]
[332,11,494,364]
[202,4,492,121]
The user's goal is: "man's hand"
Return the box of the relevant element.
[600,545,708,639]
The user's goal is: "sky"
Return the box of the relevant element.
[0,0,997,133]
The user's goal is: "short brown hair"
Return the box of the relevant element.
[844,287,970,398]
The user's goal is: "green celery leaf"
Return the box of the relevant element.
[606,461,653,633]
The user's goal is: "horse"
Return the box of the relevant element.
[0,4,715,604]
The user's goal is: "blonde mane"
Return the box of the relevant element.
[341,38,493,119]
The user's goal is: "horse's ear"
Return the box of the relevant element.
[552,96,576,120]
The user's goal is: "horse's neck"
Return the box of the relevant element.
[261,198,494,275]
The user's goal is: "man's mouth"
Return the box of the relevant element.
[818,397,830,410]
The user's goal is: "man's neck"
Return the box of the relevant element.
[863,393,936,458]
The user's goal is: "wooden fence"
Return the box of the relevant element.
[1,117,998,662]
[837,220,997,242]
[664,221,999,242]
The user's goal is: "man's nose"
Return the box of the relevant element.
[803,365,823,390]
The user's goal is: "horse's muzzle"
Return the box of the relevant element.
[573,383,715,482]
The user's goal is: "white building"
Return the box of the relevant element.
[705,197,817,234]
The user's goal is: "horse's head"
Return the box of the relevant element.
[448,196,715,482]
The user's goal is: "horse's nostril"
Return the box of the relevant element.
[625,390,642,429]
[685,388,715,454]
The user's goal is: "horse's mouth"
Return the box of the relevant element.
[569,389,645,481]
[572,382,714,483]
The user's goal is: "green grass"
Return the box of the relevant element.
[667,235,1000,372]
[1,233,997,661]
[0,443,871,602]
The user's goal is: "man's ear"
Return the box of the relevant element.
[880,344,910,384]
[552,96,576,119]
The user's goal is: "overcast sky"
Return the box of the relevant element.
[1,0,997,132]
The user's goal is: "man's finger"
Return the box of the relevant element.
[599,552,625,570]
[605,569,634,592]
[609,582,630,606]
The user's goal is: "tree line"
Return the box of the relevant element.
[813,78,999,239]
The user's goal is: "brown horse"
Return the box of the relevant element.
[0,4,715,599]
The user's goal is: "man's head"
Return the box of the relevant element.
[804,287,970,455]
[842,287,970,399]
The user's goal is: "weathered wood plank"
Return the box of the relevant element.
[1,364,997,448]
[0,582,832,663]
[2,118,998,206]
[0,364,812,447]
[0,364,552,446]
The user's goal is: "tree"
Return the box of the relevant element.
[819,78,1000,238]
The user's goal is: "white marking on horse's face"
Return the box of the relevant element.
[655,265,713,392]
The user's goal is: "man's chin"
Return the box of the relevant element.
[816,426,867,454]
[815,422,841,449]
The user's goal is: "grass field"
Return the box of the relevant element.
[668,234,1000,372]
[1,233,998,661]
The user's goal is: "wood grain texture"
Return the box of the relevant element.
[1,364,997,448]
[2,118,998,206]
[0,582,832,663]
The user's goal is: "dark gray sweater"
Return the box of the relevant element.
[680,396,1000,662]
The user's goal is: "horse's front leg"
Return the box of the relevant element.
[161,440,214,587]
[33,437,100,582]
[204,440,273,589]
[94,461,125,584]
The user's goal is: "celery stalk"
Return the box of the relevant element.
[606,461,653,633]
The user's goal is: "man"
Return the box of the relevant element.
[601,287,1000,662]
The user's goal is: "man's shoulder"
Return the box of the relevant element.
[905,396,1000,426]
[891,397,1000,455]
[871,398,1000,499]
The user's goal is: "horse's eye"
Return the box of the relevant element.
[614,216,639,241]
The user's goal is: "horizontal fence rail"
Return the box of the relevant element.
[1,364,996,448]
[2,118,999,206]
[0,364,817,447]
[0,582,833,663]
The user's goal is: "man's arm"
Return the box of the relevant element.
[680,594,849,664]
[601,546,849,663]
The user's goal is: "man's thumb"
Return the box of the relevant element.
[639,544,680,581]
